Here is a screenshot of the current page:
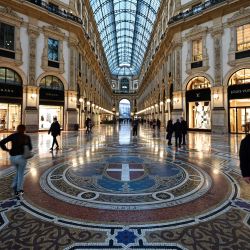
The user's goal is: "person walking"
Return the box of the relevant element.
[166,119,174,145]
[173,119,182,147]
[239,134,250,184]
[156,119,161,130]
[132,118,139,136]
[48,117,61,150]
[0,124,32,196]
[180,117,188,145]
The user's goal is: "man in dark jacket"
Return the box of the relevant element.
[173,119,182,147]
[180,117,188,145]
[239,134,250,183]
[48,117,61,150]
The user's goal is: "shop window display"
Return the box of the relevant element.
[0,103,21,131]
[189,101,211,129]
[39,105,63,130]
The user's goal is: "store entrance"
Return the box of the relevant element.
[39,105,63,130]
[229,104,250,133]
[0,103,21,131]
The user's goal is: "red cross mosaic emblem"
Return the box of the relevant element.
[106,163,144,181]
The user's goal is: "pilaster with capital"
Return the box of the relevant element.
[28,27,39,86]
[211,27,223,86]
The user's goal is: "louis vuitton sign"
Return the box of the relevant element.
[228,84,250,99]
[186,88,211,102]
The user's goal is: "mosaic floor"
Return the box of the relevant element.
[0,124,250,250]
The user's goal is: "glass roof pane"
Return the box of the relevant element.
[90,0,161,76]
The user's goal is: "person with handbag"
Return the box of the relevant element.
[0,124,32,196]
[48,117,61,150]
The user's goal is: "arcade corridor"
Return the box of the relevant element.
[0,124,249,249]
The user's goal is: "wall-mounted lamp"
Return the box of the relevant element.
[166,98,171,103]
[160,101,164,105]
[86,101,90,105]
[213,93,219,100]
[79,98,83,103]
[92,103,95,107]
[155,103,159,107]
[173,97,179,104]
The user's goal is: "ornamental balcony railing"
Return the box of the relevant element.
[168,0,226,24]
[112,90,137,94]
[26,0,83,25]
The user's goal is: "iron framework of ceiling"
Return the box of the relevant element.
[89,0,161,76]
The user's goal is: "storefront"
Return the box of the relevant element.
[186,76,211,130]
[228,68,250,134]
[0,67,22,131]
[39,76,64,130]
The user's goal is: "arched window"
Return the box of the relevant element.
[0,67,22,85]
[40,76,64,90]
[120,78,129,92]
[187,76,211,90]
[228,68,250,85]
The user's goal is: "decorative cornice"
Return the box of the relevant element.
[227,7,250,26]
[43,25,66,40]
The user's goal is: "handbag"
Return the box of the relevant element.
[23,145,34,159]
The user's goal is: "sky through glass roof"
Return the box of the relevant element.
[89,0,161,76]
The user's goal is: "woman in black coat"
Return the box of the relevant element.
[166,120,173,145]
[239,134,250,183]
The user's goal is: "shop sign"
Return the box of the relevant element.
[186,88,211,102]
[228,84,250,99]
[0,83,22,97]
[40,88,64,101]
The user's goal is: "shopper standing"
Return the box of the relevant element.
[48,117,61,150]
[173,119,182,147]
[166,119,174,145]
[132,118,139,136]
[180,117,188,145]
[0,124,32,196]
[239,134,250,184]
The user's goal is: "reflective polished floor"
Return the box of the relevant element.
[0,124,250,249]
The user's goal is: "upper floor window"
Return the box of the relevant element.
[120,78,129,92]
[48,38,59,62]
[0,22,15,51]
[237,24,250,51]
[192,39,202,62]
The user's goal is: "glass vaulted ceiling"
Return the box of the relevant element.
[89,0,161,76]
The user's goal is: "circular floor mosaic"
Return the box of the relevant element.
[40,155,212,210]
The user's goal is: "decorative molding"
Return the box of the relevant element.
[28,26,39,86]
[0,6,23,24]
[41,25,65,74]
[185,25,209,75]
[227,7,250,27]
[227,8,250,67]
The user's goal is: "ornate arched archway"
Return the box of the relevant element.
[186,76,212,130]
[227,68,250,134]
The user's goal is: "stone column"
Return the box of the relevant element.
[211,26,227,133]
[66,38,78,130]
[24,27,39,132]
[172,45,184,121]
